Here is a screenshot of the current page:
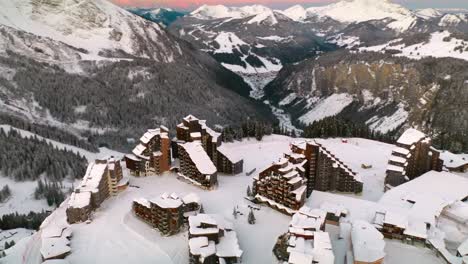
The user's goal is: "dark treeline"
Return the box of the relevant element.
[0,128,88,181]
[0,185,11,203]
[34,180,66,207]
[0,113,98,152]
[300,116,397,143]
[0,211,50,230]
[433,131,468,154]
[219,120,274,142]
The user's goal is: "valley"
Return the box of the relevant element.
[1,0,468,263]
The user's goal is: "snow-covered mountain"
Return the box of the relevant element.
[127,7,186,26]
[415,8,443,19]
[170,5,336,98]
[0,0,273,143]
[191,4,271,20]
[0,0,180,62]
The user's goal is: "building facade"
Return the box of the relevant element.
[133,193,201,236]
[125,126,171,177]
[384,128,443,190]
[302,141,362,196]
[178,141,218,189]
[253,157,308,213]
[174,115,243,175]
[66,157,125,224]
[253,139,362,213]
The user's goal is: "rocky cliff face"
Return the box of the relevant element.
[264,50,468,151]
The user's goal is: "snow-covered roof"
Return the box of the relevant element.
[125,154,141,161]
[182,193,201,204]
[380,171,468,237]
[386,164,405,173]
[351,220,385,263]
[396,128,427,146]
[392,146,410,155]
[216,230,243,258]
[41,236,71,260]
[289,206,326,236]
[140,128,161,144]
[217,145,243,164]
[292,185,307,202]
[183,114,199,122]
[133,198,151,208]
[77,163,108,193]
[150,192,183,209]
[179,142,217,175]
[132,143,147,157]
[440,150,468,169]
[68,191,91,209]
[189,214,220,235]
[189,237,216,259]
[287,232,334,264]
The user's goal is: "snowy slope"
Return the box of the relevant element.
[361,31,468,61]
[0,0,180,62]
[0,125,123,216]
[306,0,417,31]
[415,8,443,19]
[5,135,447,264]
[280,5,308,22]
[191,4,271,20]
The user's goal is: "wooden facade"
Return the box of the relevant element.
[385,129,443,189]
[303,141,363,196]
[125,126,171,177]
[175,115,243,175]
[253,158,307,212]
[178,143,218,189]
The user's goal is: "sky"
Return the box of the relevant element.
[111,0,468,10]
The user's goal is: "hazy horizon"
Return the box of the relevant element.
[111,0,468,11]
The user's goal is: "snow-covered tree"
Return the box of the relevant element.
[232,207,237,219]
[246,185,252,197]
[199,204,205,214]
[248,209,256,225]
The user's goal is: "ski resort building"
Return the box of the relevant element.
[125,126,171,177]
[253,157,308,213]
[350,220,385,264]
[305,140,363,195]
[178,141,218,189]
[274,207,334,264]
[174,115,243,175]
[132,192,201,236]
[253,140,362,213]
[188,214,243,264]
[66,157,125,224]
[384,128,443,190]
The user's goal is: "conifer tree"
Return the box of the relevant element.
[248,209,256,225]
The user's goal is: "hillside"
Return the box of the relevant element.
[0,0,275,151]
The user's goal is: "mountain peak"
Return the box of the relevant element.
[191,4,272,20]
